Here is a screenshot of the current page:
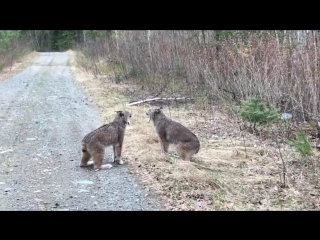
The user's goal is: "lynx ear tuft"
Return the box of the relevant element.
[115,111,124,116]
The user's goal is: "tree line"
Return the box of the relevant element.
[1,30,320,121]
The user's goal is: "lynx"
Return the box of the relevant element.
[146,107,200,161]
[80,111,132,171]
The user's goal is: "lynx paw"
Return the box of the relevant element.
[115,159,124,165]
[101,164,113,169]
[79,160,94,167]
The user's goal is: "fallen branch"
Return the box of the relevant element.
[127,97,193,106]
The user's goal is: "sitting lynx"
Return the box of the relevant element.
[146,107,200,161]
[80,111,132,171]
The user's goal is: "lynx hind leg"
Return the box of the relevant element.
[89,143,106,171]
[80,151,92,167]
[91,152,104,171]
[176,142,197,161]
[176,143,188,161]
[92,146,113,171]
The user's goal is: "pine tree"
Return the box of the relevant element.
[289,129,313,157]
[237,97,280,129]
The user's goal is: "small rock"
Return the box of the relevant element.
[78,189,89,193]
[26,138,37,141]
[281,113,292,121]
[4,188,12,192]
[74,180,94,185]
[34,190,41,193]
[0,182,5,185]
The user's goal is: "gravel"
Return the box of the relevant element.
[0,52,163,211]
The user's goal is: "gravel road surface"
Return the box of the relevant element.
[0,52,163,211]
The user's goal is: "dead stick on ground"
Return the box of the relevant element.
[191,162,221,173]
[127,97,193,106]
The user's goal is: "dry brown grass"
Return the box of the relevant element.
[0,51,39,82]
[69,50,320,211]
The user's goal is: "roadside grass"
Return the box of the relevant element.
[68,50,320,211]
[0,51,38,82]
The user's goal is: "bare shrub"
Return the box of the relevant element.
[76,31,320,124]
[0,33,33,72]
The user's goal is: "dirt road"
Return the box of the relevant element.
[0,52,163,211]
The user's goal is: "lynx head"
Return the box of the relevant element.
[115,111,132,125]
[146,107,163,123]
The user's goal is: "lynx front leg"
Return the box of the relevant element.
[159,136,169,154]
[115,132,125,165]
[112,145,116,163]
[114,144,124,165]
